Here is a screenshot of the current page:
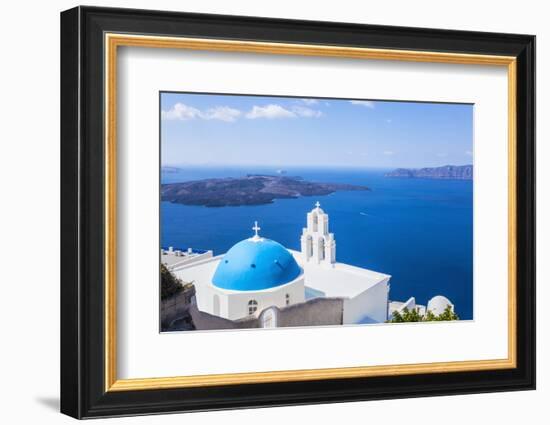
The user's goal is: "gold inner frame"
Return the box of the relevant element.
[104,33,517,392]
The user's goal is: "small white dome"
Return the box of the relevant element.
[427,295,453,316]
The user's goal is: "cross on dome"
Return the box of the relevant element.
[253,221,261,237]
[250,221,263,242]
[315,201,321,208]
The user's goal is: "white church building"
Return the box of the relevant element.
[164,202,452,326]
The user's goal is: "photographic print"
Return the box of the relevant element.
[159,92,473,332]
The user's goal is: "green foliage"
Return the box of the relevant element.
[436,305,459,321]
[424,310,437,321]
[390,307,422,323]
[161,263,183,300]
[387,305,459,323]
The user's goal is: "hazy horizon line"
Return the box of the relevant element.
[161,163,473,170]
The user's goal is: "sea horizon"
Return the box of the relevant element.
[161,163,473,172]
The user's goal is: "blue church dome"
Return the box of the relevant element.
[212,236,302,292]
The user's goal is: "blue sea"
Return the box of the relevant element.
[161,166,473,320]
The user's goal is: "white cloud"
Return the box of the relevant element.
[292,105,323,118]
[245,104,323,120]
[162,102,323,122]
[202,106,241,122]
[161,103,202,121]
[350,100,375,108]
[301,99,319,105]
[386,119,392,123]
[245,104,296,119]
[161,103,241,122]
[465,150,473,156]
[383,150,394,156]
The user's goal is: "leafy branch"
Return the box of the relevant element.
[388,305,459,323]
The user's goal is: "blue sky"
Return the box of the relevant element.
[161,92,473,169]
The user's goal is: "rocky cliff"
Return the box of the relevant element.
[385,164,473,180]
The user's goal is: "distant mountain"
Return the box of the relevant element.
[385,165,473,180]
[161,175,369,207]
[161,166,180,173]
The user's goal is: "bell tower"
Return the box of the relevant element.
[300,202,336,265]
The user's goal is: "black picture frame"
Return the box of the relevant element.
[61,5,535,419]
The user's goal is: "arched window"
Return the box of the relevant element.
[248,299,258,315]
[319,237,325,260]
[285,293,290,306]
[312,214,318,232]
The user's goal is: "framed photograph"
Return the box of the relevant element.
[60,6,535,419]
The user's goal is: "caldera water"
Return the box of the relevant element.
[161,166,473,319]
